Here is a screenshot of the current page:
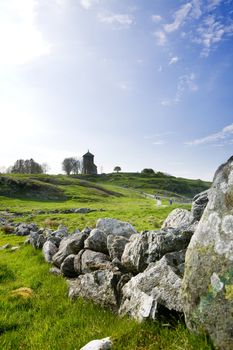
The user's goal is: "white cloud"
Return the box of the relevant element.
[153,140,166,145]
[153,30,167,46]
[207,0,223,11]
[193,15,232,56]
[0,0,50,66]
[161,73,198,106]
[185,123,233,146]
[98,12,134,29]
[169,56,179,65]
[152,15,162,23]
[164,3,192,33]
[80,0,96,10]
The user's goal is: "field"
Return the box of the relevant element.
[0,173,212,349]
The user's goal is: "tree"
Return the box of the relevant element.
[141,168,155,175]
[114,166,121,173]
[11,159,43,174]
[62,157,80,175]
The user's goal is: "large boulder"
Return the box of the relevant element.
[107,235,129,261]
[161,208,193,230]
[68,269,122,311]
[191,190,209,221]
[74,249,112,275]
[60,254,76,278]
[42,241,58,263]
[119,251,185,321]
[84,229,108,254]
[182,156,233,350]
[52,230,89,267]
[96,218,137,238]
[121,229,193,273]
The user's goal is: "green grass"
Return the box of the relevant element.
[0,241,212,350]
[0,172,213,349]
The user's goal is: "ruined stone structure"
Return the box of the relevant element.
[81,151,97,175]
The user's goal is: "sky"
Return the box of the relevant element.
[0,0,233,180]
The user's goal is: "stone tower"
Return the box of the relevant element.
[82,151,97,175]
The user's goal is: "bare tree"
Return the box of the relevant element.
[62,157,80,175]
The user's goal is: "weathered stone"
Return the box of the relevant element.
[119,251,185,321]
[96,218,137,238]
[121,229,192,273]
[15,223,38,236]
[84,229,108,253]
[49,267,62,276]
[60,254,76,277]
[182,156,233,350]
[51,225,68,239]
[52,230,89,267]
[161,208,193,230]
[191,189,210,221]
[29,231,46,249]
[80,337,112,350]
[42,241,58,263]
[74,249,112,275]
[68,269,121,311]
[107,235,129,261]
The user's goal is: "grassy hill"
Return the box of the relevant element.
[0,172,213,349]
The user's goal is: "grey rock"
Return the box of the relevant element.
[182,156,233,350]
[107,235,129,261]
[68,269,121,311]
[74,249,112,275]
[49,267,62,276]
[29,231,46,249]
[80,337,112,350]
[96,218,137,238]
[119,251,185,321]
[60,254,76,277]
[161,208,193,230]
[191,189,210,221]
[42,241,58,263]
[52,230,89,267]
[84,229,108,253]
[15,223,38,236]
[121,229,192,273]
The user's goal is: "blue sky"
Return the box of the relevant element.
[0,0,233,180]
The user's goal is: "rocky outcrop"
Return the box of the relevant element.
[96,218,137,238]
[119,251,184,321]
[182,156,233,350]
[191,189,209,221]
[121,228,193,273]
[52,229,90,267]
[161,208,193,230]
[42,241,58,263]
[68,269,122,311]
[84,229,108,254]
[74,250,112,275]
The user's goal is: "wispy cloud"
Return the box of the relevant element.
[159,0,233,57]
[185,123,233,146]
[98,12,134,29]
[193,14,232,57]
[153,30,167,46]
[164,3,192,33]
[117,81,132,91]
[152,15,162,23]
[0,0,50,66]
[161,73,198,106]
[168,56,179,65]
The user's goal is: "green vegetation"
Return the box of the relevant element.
[0,172,212,349]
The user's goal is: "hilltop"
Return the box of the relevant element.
[0,172,210,202]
